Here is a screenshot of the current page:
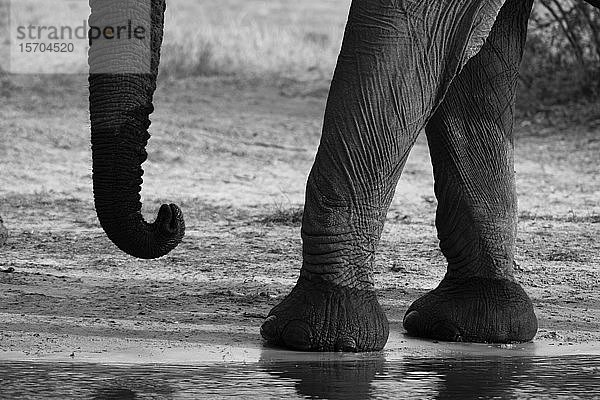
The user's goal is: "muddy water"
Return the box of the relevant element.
[1,356,598,399]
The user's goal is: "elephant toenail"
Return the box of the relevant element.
[260,315,279,341]
[335,337,357,352]
[433,320,462,342]
[282,320,313,351]
[403,310,420,332]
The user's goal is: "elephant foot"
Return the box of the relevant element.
[403,277,538,343]
[261,277,389,352]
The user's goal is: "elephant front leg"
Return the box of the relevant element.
[261,167,402,351]
[403,0,538,343]
[261,3,432,352]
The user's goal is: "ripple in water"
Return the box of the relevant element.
[0,356,599,399]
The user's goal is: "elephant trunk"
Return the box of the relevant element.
[88,0,184,259]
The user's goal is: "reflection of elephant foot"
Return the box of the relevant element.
[259,358,384,400]
[261,277,388,352]
[403,277,538,343]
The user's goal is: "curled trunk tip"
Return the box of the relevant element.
[96,202,185,260]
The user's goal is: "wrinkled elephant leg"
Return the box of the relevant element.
[262,0,508,352]
[404,0,538,343]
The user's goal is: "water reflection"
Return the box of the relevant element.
[259,357,384,399]
[0,355,598,399]
[396,357,532,399]
[92,388,136,400]
[259,354,600,399]
[257,355,530,399]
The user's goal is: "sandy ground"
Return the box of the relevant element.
[0,75,599,361]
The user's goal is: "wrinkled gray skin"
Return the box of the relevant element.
[89,0,599,352]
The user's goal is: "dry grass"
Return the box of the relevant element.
[0,0,349,80]
[259,206,304,226]
[160,0,349,80]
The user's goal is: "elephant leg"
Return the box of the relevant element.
[261,0,510,351]
[0,215,7,247]
[403,0,538,343]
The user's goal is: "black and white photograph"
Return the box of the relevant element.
[0,0,599,398]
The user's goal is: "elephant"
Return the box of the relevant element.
[0,215,7,247]
[88,0,599,352]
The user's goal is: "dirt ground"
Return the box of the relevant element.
[0,74,599,360]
